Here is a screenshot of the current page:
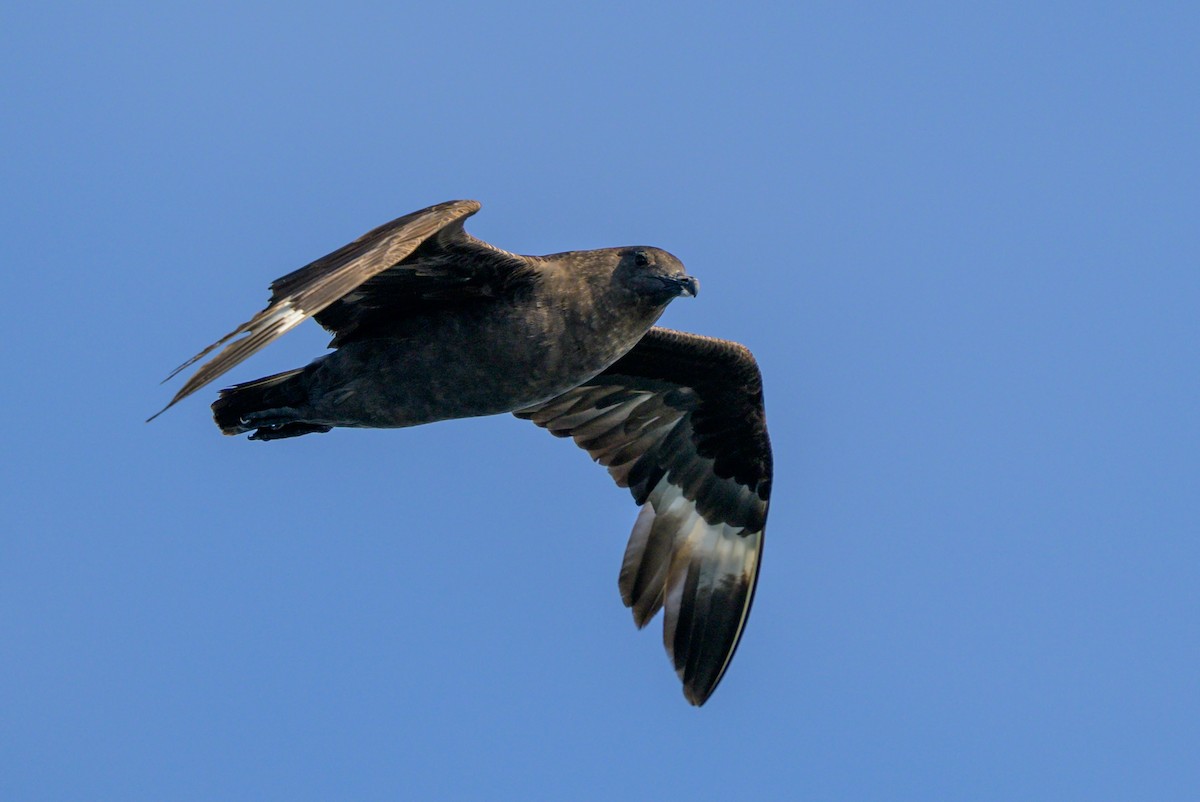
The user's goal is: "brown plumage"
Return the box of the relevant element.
[154,200,772,706]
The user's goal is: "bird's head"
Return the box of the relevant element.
[615,247,699,306]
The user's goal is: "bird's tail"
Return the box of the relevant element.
[211,368,307,435]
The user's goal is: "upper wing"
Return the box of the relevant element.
[151,199,518,419]
[515,327,772,705]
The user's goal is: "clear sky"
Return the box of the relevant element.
[3,2,1197,800]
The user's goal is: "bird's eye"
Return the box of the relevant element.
[634,251,650,267]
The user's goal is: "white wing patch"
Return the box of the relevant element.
[622,475,763,705]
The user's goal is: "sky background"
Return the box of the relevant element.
[3,2,1198,800]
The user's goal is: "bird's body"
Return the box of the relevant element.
[213,246,682,436]
[157,200,771,706]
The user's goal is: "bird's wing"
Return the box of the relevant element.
[515,327,772,705]
[277,208,532,346]
[152,199,527,419]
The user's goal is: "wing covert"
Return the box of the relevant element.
[150,199,483,419]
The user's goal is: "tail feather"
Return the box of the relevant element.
[211,368,306,435]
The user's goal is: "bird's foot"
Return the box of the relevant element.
[247,421,333,441]
[239,407,304,431]
[240,407,333,440]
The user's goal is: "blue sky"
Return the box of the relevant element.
[3,2,1198,799]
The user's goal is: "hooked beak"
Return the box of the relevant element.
[670,274,699,298]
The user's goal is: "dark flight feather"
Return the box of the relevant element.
[148,199,483,420]
[515,327,772,705]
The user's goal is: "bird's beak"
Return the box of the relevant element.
[675,275,699,298]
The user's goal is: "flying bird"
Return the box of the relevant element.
[154,200,772,706]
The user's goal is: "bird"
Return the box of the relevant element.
[153,199,772,706]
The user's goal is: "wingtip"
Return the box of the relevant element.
[630,606,655,630]
[683,683,711,707]
[147,385,190,422]
[159,362,191,385]
[145,404,170,423]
